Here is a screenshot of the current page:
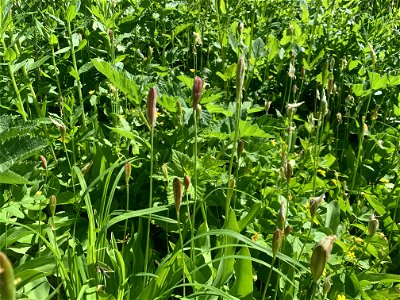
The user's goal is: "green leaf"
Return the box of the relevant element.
[177,75,194,89]
[26,55,51,72]
[4,48,16,62]
[174,23,191,36]
[238,203,261,232]
[267,35,279,62]
[0,137,46,173]
[359,273,400,287]
[252,37,265,60]
[325,200,340,234]
[92,58,140,104]
[0,170,30,184]
[66,4,77,22]
[229,247,253,299]
[368,71,388,90]
[220,0,227,14]
[106,207,169,228]
[238,120,272,138]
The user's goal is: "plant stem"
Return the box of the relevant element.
[144,126,154,283]
[262,256,277,300]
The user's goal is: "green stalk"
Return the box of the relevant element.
[144,126,154,282]
[261,256,277,300]
[191,108,198,269]
[177,212,186,297]
[66,19,86,129]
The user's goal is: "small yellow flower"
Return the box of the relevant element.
[89,90,95,95]
[354,237,363,244]
[337,294,346,300]
[317,169,326,177]
[35,191,42,196]
[190,68,195,73]
[347,251,356,259]
[271,139,276,147]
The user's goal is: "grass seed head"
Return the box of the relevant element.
[173,177,183,214]
[147,87,157,127]
[368,213,379,236]
[0,252,16,300]
[192,76,203,109]
[39,155,47,170]
[184,175,191,190]
[237,140,245,158]
[272,228,283,257]
[124,162,132,185]
[49,195,57,217]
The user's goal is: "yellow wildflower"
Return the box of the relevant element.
[337,294,346,300]
[271,139,277,147]
[317,169,326,177]
[347,251,355,259]
[354,237,363,244]
[88,90,95,95]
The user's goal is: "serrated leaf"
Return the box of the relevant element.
[238,120,272,138]
[177,75,194,89]
[0,115,39,141]
[92,58,140,104]
[0,137,46,173]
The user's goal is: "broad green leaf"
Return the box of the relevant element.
[368,71,387,90]
[174,23,191,36]
[220,0,227,14]
[252,37,265,60]
[267,35,279,62]
[66,4,77,22]
[359,273,400,287]
[229,247,253,299]
[92,58,140,104]
[238,120,272,138]
[177,75,194,89]
[348,60,361,71]
[352,83,371,97]
[25,55,51,72]
[0,137,46,173]
[325,200,340,234]
[4,48,16,62]
[14,255,56,289]
[205,103,233,117]
[238,203,261,232]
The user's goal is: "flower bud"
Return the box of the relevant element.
[146,87,157,127]
[264,101,271,113]
[124,162,132,186]
[309,193,325,220]
[237,21,244,35]
[310,244,326,282]
[161,164,169,182]
[284,225,292,237]
[108,29,114,43]
[272,228,283,257]
[192,76,203,109]
[49,195,57,217]
[184,174,191,190]
[176,100,182,115]
[173,177,182,214]
[39,155,47,170]
[0,252,16,300]
[368,213,379,236]
[237,140,245,159]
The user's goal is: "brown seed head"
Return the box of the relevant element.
[39,155,47,170]
[237,140,245,158]
[147,87,157,127]
[173,177,183,214]
[277,201,286,231]
[368,213,379,236]
[192,76,203,109]
[0,251,16,300]
[124,162,132,186]
[272,228,283,257]
[184,175,191,190]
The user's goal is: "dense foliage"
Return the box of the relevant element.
[0,0,399,299]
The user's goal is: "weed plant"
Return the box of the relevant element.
[0,0,399,299]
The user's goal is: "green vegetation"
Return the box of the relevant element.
[0,0,399,299]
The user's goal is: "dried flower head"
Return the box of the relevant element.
[237,140,245,158]
[323,275,332,295]
[309,193,325,220]
[272,228,283,257]
[49,195,57,217]
[173,177,183,214]
[39,155,47,170]
[124,162,132,186]
[184,174,191,190]
[147,87,157,127]
[368,213,379,236]
[277,201,286,230]
[192,76,203,109]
